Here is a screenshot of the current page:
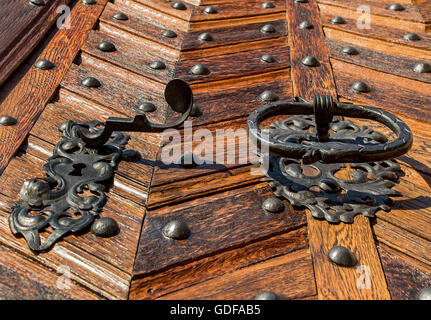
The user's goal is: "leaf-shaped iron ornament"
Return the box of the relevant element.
[248,96,413,223]
[9,79,193,251]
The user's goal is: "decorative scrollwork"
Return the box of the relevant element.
[9,121,129,251]
[262,115,403,223]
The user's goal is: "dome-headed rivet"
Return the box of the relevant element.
[82,0,96,4]
[0,115,17,126]
[318,178,341,193]
[172,1,187,10]
[328,246,357,267]
[351,81,370,93]
[112,12,128,20]
[81,77,101,88]
[418,288,431,300]
[259,90,279,102]
[387,3,405,11]
[262,198,285,213]
[149,61,166,70]
[261,24,276,33]
[342,46,359,55]
[262,2,275,9]
[189,64,210,75]
[261,54,276,63]
[121,150,141,162]
[177,153,200,168]
[413,62,431,73]
[30,0,45,6]
[97,41,116,52]
[403,33,421,41]
[162,30,177,38]
[91,217,119,237]
[203,6,218,14]
[301,55,320,67]
[162,220,190,240]
[330,16,346,24]
[34,59,55,70]
[190,104,202,117]
[198,33,213,41]
[254,291,280,300]
[299,21,314,29]
[137,102,157,112]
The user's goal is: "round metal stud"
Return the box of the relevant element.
[198,32,213,41]
[328,246,357,267]
[254,291,280,300]
[162,30,178,38]
[260,24,276,34]
[203,6,218,14]
[259,90,279,102]
[330,16,346,25]
[189,64,210,75]
[121,150,141,162]
[112,12,128,20]
[148,61,166,70]
[299,21,314,29]
[81,77,101,88]
[172,1,187,10]
[262,2,275,9]
[387,3,405,11]
[30,0,45,6]
[0,116,17,126]
[91,217,119,237]
[262,198,285,213]
[413,62,431,73]
[350,81,371,93]
[342,46,359,55]
[301,55,320,67]
[34,59,55,70]
[97,41,116,52]
[177,153,200,168]
[82,0,96,4]
[162,220,190,240]
[261,54,276,63]
[403,33,421,41]
[190,104,202,117]
[418,288,431,300]
[137,102,157,112]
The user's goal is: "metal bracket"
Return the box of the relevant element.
[248,96,413,223]
[9,79,193,252]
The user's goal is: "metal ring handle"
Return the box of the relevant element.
[247,95,413,164]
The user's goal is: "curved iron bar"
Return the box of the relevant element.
[78,79,194,148]
[248,95,413,164]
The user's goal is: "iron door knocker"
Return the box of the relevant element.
[248,95,413,223]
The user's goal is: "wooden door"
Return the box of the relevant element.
[0,0,430,300]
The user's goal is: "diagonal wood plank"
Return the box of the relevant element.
[286,0,390,300]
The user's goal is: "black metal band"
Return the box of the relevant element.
[247,95,413,164]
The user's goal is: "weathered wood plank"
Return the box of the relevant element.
[287,0,390,300]
[135,184,306,275]
[130,227,308,299]
[0,0,71,86]
[159,249,315,300]
[0,243,98,300]
[332,59,431,123]
[326,38,431,84]
[177,46,291,84]
[0,0,108,176]
[378,243,431,300]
